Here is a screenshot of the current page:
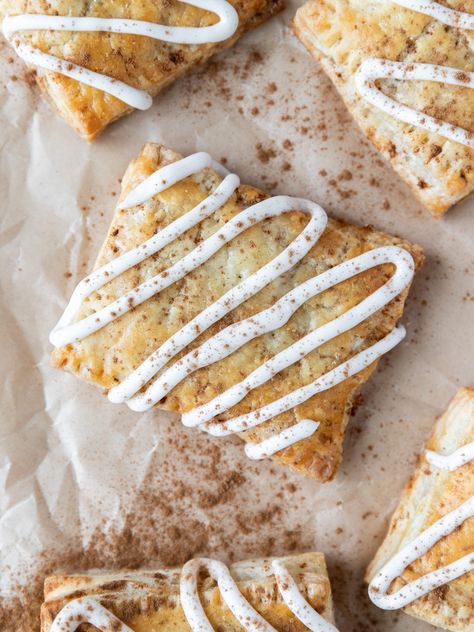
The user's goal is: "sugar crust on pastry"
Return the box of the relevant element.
[367,387,474,632]
[40,552,336,631]
[1,0,283,141]
[50,142,423,482]
[293,0,474,216]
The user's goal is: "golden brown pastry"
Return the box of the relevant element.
[367,387,474,632]
[40,552,337,631]
[1,0,282,141]
[293,0,474,216]
[50,142,423,481]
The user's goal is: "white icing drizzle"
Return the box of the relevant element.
[355,1,474,147]
[271,560,338,631]
[50,152,415,460]
[355,59,474,148]
[245,419,320,460]
[392,0,474,29]
[426,441,474,471]
[2,0,239,109]
[180,558,276,632]
[179,557,338,631]
[50,597,133,632]
[369,443,474,610]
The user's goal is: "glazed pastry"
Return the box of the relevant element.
[367,387,474,632]
[50,143,423,481]
[1,0,282,141]
[40,552,338,631]
[293,0,474,216]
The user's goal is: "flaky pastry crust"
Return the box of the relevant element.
[293,0,474,216]
[51,142,423,481]
[367,387,474,632]
[40,552,335,631]
[1,0,283,140]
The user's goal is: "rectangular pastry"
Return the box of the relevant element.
[40,552,337,631]
[50,142,423,481]
[293,0,474,216]
[1,0,282,141]
[367,387,474,632]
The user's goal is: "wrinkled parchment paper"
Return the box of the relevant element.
[1,2,473,630]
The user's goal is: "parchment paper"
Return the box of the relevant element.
[0,2,473,630]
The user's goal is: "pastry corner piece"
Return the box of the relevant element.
[293,0,474,216]
[366,387,474,632]
[40,552,337,631]
[50,142,423,482]
[1,0,283,141]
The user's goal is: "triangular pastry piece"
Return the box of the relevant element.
[1,0,282,141]
[293,0,474,216]
[50,143,423,481]
[367,387,474,631]
[40,552,338,631]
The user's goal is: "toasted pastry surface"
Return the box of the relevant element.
[51,143,423,481]
[367,387,474,632]
[1,0,282,140]
[41,552,335,631]
[293,0,474,216]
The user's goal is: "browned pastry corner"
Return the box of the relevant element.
[367,387,474,632]
[40,552,335,631]
[1,0,283,140]
[293,0,474,216]
[51,142,423,481]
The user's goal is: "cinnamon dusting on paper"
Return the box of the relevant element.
[0,430,307,632]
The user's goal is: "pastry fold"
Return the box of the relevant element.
[293,0,474,216]
[367,387,474,632]
[1,0,282,140]
[51,142,423,481]
[41,552,335,631]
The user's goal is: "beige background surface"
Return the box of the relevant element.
[0,2,473,630]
